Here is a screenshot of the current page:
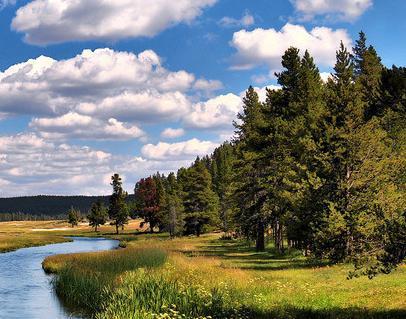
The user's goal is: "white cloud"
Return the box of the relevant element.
[29,113,145,140]
[184,93,242,130]
[193,79,223,92]
[290,0,372,22]
[0,49,197,117]
[141,138,219,161]
[76,90,191,123]
[231,23,352,70]
[0,48,223,140]
[219,11,255,28]
[0,133,113,196]
[0,132,222,196]
[12,0,217,45]
[161,128,185,139]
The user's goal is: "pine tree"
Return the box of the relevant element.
[67,207,80,228]
[352,31,368,77]
[88,201,107,232]
[211,142,235,235]
[182,159,219,236]
[108,174,128,234]
[234,86,269,251]
[165,172,183,237]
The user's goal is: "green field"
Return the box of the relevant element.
[31,224,405,319]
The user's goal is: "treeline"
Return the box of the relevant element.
[0,212,66,222]
[0,195,111,217]
[123,32,405,277]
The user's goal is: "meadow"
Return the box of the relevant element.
[1,221,405,318]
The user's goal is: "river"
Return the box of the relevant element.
[0,237,119,319]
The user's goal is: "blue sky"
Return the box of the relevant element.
[0,0,405,196]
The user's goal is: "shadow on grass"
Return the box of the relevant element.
[183,239,330,271]
[247,306,406,319]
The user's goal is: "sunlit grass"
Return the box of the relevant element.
[45,235,406,318]
[1,221,405,318]
[0,219,145,252]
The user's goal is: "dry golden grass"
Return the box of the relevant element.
[0,219,146,252]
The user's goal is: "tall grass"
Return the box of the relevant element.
[45,235,406,319]
[51,248,167,314]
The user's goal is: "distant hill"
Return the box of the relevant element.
[0,195,134,217]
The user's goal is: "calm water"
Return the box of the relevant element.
[0,237,119,319]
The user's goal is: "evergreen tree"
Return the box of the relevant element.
[108,174,128,234]
[352,31,368,77]
[87,201,107,232]
[211,142,235,235]
[67,206,80,228]
[234,86,269,251]
[165,172,184,237]
[182,159,219,236]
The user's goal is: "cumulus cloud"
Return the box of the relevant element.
[219,11,255,28]
[0,132,221,196]
[12,0,217,45]
[29,113,145,140]
[193,79,223,92]
[290,0,372,22]
[0,49,196,117]
[161,128,185,139]
[141,138,219,161]
[0,48,223,140]
[230,23,352,70]
[184,93,242,130]
[0,133,113,195]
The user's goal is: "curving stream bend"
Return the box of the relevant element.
[0,237,119,319]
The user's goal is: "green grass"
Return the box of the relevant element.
[1,221,405,318]
[44,235,406,319]
[45,248,168,315]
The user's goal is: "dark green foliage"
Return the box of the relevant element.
[164,172,184,237]
[211,142,235,234]
[87,201,108,232]
[108,174,129,234]
[181,159,219,236]
[67,207,80,228]
[0,195,117,217]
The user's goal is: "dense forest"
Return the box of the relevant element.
[0,195,111,219]
[123,32,404,278]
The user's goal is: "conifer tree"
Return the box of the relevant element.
[182,158,219,236]
[234,86,269,251]
[88,201,107,232]
[211,142,235,235]
[165,172,183,237]
[108,174,128,234]
[67,207,80,228]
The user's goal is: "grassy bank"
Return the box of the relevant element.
[0,219,145,252]
[43,234,406,319]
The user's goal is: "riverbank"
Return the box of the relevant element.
[44,233,406,319]
[2,221,405,318]
[0,219,144,252]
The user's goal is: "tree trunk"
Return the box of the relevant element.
[256,219,265,251]
[95,225,98,232]
[116,224,119,234]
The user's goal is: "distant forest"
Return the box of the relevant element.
[0,195,131,220]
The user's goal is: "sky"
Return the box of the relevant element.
[0,0,405,196]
